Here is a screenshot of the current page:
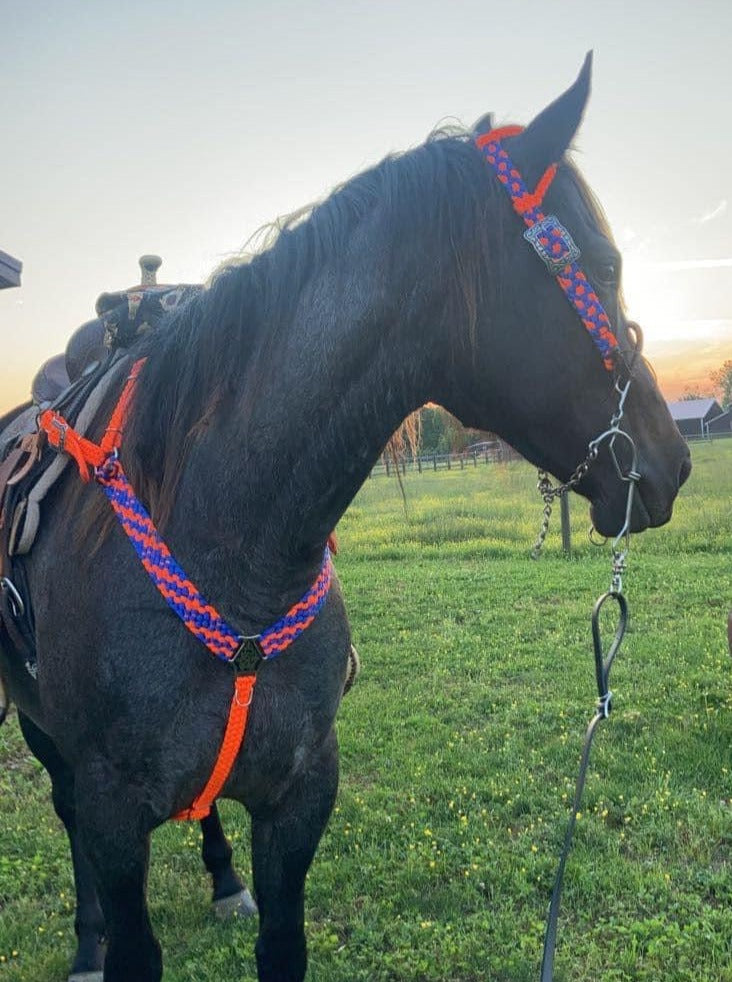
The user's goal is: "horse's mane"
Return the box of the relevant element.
[114,127,613,530]
[119,124,498,527]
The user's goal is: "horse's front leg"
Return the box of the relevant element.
[75,763,162,982]
[200,804,257,918]
[252,727,339,982]
[16,712,106,982]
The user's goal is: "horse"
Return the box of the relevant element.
[0,54,690,982]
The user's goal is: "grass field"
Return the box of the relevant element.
[1,440,730,981]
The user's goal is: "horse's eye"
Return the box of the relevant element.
[596,261,618,286]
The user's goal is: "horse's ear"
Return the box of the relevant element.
[473,112,494,138]
[517,52,592,179]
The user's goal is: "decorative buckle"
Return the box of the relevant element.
[50,417,69,451]
[523,215,580,274]
[231,637,263,675]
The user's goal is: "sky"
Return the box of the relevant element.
[2,0,731,413]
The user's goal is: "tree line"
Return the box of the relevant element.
[682,359,732,407]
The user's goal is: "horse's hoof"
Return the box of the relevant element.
[68,973,104,982]
[213,887,258,920]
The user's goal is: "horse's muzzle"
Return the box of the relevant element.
[590,440,691,537]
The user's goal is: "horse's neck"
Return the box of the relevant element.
[242,288,436,554]
[176,173,489,620]
[185,258,451,602]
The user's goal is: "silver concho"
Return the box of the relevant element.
[524,215,580,274]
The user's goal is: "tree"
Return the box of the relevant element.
[710,359,732,409]
[680,389,711,401]
[417,406,488,454]
[419,406,465,454]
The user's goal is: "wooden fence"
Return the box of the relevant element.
[370,442,578,555]
[370,441,523,478]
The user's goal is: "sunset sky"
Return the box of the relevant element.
[2,0,731,413]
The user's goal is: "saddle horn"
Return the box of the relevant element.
[139,254,163,286]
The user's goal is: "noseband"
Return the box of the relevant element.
[476,128,645,980]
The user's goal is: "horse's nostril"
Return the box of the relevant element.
[678,452,692,489]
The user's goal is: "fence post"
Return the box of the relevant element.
[473,451,478,467]
[417,457,422,473]
[433,454,437,471]
[447,455,451,470]
[560,494,571,557]
[385,457,390,477]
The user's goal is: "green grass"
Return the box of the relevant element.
[2,441,731,981]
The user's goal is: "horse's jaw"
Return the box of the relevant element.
[587,447,691,538]
[589,493,651,539]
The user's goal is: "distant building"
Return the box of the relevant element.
[0,249,22,289]
[667,398,731,438]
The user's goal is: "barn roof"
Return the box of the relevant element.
[667,398,722,421]
[0,249,22,289]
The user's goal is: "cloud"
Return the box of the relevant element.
[642,317,732,347]
[649,257,732,271]
[697,199,727,224]
[647,324,732,401]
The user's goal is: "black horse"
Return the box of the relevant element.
[0,56,690,982]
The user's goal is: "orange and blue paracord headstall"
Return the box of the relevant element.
[475,126,619,371]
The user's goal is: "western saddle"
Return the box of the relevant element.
[0,256,201,709]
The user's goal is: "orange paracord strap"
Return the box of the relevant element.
[173,675,256,821]
[100,359,145,455]
[39,360,146,481]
